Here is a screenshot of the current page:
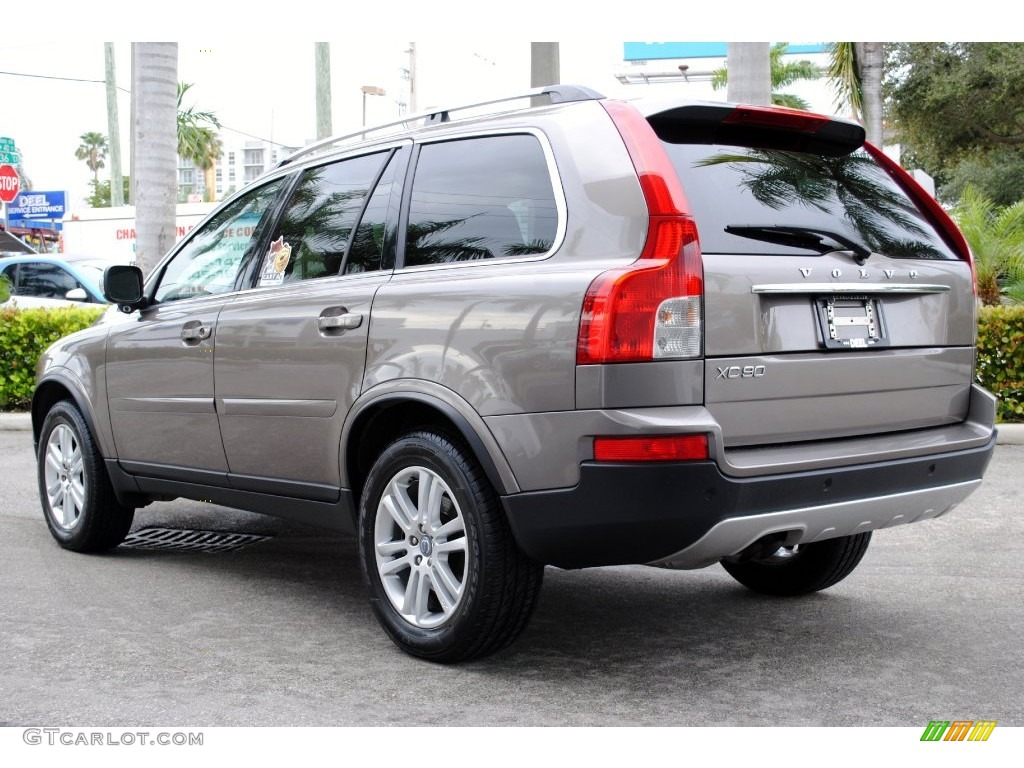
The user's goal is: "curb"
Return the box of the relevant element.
[3,411,1024,443]
[996,423,1024,445]
[0,412,31,432]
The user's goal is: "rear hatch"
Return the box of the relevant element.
[644,102,976,447]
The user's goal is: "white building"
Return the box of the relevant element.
[177,138,299,203]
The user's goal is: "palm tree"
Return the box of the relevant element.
[713,43,822,110]
[177,82,223,200]
[828,43,884,147]
[952,184,1024,306]
[74,132,108,185]
[132,43,178,275]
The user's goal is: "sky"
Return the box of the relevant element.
[0,40,835,208]
[0,3,984,210]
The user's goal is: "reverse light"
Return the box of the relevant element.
[594,435,709,462]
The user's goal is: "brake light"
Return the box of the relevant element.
[722,105,830,133]
[579,102,704,364]
[594,435,709,462]
[863,142,976,294]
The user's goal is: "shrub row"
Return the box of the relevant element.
[976,305,1024,423]
[0,306,106,410]
[1,304,1023,421]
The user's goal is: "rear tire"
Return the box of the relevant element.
[721,532,872,596]
[37,401,134,552]
[358,429,543,663]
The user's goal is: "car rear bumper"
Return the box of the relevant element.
[500,433,996,569]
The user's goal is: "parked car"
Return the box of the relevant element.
[1,255,107,309]
[31,86,996,662]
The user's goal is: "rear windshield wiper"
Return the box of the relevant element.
[724,225,871,263]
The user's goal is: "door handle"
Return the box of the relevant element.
[318,311,363,332]
[181,324,212,342]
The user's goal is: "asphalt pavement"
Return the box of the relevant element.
[0,428,1021,726]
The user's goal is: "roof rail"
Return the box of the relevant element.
[275,84,605,169]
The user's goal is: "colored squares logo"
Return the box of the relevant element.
[921,720,997,742]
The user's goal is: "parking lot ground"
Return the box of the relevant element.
[0,430,1021,726]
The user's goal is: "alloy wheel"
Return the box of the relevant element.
[373,466,469,629]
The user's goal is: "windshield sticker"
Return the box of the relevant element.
[259,237,292,286]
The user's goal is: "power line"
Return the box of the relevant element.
[0,68,293,148]
[0,68,130,92]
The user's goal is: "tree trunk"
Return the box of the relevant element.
[727,42,771,105]
[132,43,178,276]
[857,42,884,147]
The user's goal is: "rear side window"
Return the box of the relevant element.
[405,134,558,267]
[345,146,409,274]
[663,143,959,260]
[262,151,388,286]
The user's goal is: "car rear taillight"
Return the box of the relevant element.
[594,434,709,462]
[578,102,704,364]
[864,142,976,295]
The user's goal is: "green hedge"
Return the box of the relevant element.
[976,305,1024,423]
[1,304,1022,422]
[0,306,106,410]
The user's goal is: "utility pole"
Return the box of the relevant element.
[531,42,559,87]
[407,42,417,113]
[105,43,124,206]
[726,42,771,105]
[315,43,332,140]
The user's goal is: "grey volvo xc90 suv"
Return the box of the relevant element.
[33,85,997,662]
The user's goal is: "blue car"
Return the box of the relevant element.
[0,255,108,309]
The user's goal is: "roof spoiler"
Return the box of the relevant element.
[643,103,865,157]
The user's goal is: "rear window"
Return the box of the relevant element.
[662,143,958,260]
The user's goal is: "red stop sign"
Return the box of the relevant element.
[0,164,19,204]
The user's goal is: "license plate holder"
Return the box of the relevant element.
[815,296,889,349]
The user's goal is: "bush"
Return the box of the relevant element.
[976,305,1024,422]
[0,306,106,410]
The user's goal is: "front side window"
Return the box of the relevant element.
[405,134,558,267]
[154,179,283,303]
[258,152,388,287]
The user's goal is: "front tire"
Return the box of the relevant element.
[358,430,543,663]
[721,532,872,596]
[37,401,134,552]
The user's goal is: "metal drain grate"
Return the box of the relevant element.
[121,527,272,553]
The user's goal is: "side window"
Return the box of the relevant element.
[154,179,283,303]
[345,146,409,274]
[258,152,388,287]
[405,134,558,267]
[16,263,80,298]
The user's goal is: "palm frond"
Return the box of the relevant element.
[828,42,863,119]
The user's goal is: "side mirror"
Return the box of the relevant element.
[65,287,88,302]
[103,265,147,312]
